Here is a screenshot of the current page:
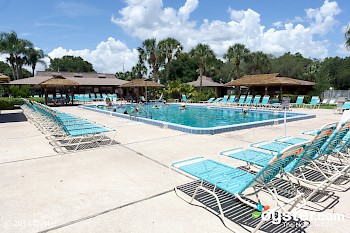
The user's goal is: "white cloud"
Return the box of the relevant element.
[179,0,198,22]
[0,38,138,75]
[336,43,350,56]
[47,37,138,73]
[273,21,283,28]
[111,0,341,59]
[306,0,341,35]
[341,22,350,33]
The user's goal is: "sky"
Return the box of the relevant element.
[0,0,349,74]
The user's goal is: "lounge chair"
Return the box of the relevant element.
[293,96,304,108]
[210,97,222,105]
[170,143,305,232]
[243,95,253,107]
[251,95,261,108]
[23,100,116,154]
[181,94,192,103]
[140,96,146,102]
[199,97,215,104]
[219,95,229,105]
[219,122,344,208]
[235,95,246,106]
[329,99,337,105]
[321,99,329,104]
[226,95,236,106]
[303,96,320,109]
[257,95,270,108]
[335,101,350,114]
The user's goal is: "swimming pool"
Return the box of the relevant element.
[82,103,315,134]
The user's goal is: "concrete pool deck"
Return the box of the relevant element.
[0,106,349,232]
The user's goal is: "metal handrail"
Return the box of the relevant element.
[129,103,152,119]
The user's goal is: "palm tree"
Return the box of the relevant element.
[138,38,163,82]
[158,37,183,84]
[346,24,350,50]
[224,43,251,80]
[0,31,33,80]
[250,51,271,74]
[189,43,216,91]
[26,48,46,76]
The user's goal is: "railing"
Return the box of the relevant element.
[128,103,152,119]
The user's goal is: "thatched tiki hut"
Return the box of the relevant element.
[186,76,224,97]
[40,76,79,105]
[120,78,164,102]
[224,73,315,98]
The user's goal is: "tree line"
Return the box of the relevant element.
[117,34,350,95]
[1,29,350,95]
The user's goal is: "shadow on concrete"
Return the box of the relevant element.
[0,112,28,123]
[177,181,309,232]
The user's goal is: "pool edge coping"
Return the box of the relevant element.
[80,105,316,135]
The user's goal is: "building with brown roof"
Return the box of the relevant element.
[9,71,128,96]
[224,73,315,96]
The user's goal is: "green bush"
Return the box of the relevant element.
[0,98,23,110]
[28,97,45,104]
[8,85,31,98]
[0,97,44,110]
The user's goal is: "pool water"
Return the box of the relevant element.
[94,103,293,128]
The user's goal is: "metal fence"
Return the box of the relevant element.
[322,90,350,100]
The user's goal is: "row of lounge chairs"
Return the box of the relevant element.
[21,99,117,154]
[170,116,350,232]
[73,93,118,103]
[201,95,322,110]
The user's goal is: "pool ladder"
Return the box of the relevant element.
[129,103,152,119]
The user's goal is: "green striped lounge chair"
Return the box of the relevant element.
[170,143,305,232]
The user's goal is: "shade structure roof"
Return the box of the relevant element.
[0,73,11,83]
[9,71,128,86]
[224,73,315,87]
[187,75,223,87]
[40,76,80,86]
[120,79,164,88]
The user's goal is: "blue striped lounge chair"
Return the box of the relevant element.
[220,121,350,207]
[170,143,305,232]
[210,97,222,105]
[251,95,261,107]
[219,95,229,105]
[303,96,320,109]
[335,102,350,114]
[236,95,246,106]
[199,97,215,104]
[243,95,253,106]
[293,96,304,108]
[257,95,270,108]
[181,94,188,102]
[226,95,236,106]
